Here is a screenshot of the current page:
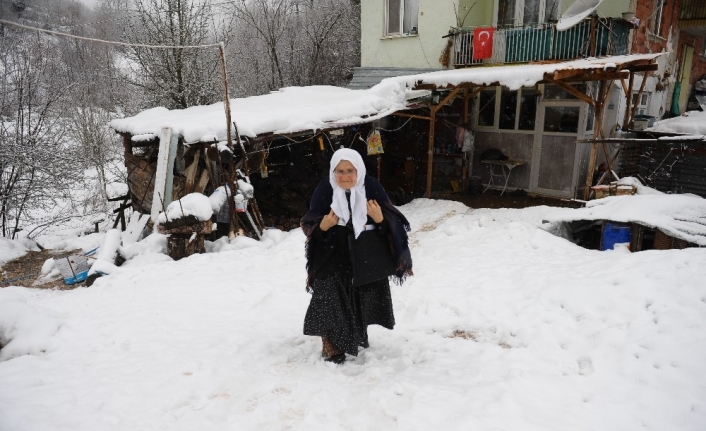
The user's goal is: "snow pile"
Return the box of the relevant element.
[0,238,34,266]
[648,110,706,135]
[1,199,705,430]
[157,193,213,224]
[0,290,62,361]
[37,231,105,254]
[118,232,169,267]
[544,192,706,245]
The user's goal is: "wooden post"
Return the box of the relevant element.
[426,105,437,198]
[629,71,650,127]
[623,71,634,130]
[583,80,607,200]
[151,127,178,228]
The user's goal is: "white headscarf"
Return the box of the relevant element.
[329,148,367,238]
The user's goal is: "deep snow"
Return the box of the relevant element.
[1,199,705,431]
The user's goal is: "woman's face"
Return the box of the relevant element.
[333,160,358,190]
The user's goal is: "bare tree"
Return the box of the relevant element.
[228,0,360,96]
[0,31,74,238]
[123,0,229,109]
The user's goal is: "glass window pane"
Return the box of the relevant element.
[499,89,517,129]
[545,0,559,22]
[403,0,418,33]
[518,89,538,130]
[523,0,540,25]
[544,106,580,133]
[544,83,586,100]
[478,89,496,127]
[497,0,516,27]
[586,105,594,131]
[387,0,401,34]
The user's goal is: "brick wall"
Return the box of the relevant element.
[632,0,680,54]
[677,33,706,84]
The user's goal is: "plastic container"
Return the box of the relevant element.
[54,255,90,284]
[632,115,656,130]
[601,222,631,251]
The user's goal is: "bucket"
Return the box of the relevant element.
[601,222,631,251]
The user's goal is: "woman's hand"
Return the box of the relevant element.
[320,209,339,232]
[366,199,384,224]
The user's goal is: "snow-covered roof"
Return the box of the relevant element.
[648,110,706,136]
[109,85,420,145]
[390,53,663,90]
[109,53,662,145]
[544,179,706,246]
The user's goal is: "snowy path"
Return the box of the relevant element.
[1,199,705,430]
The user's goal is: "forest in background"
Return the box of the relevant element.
[0,0,360,238]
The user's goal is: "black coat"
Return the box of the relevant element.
[301,175,413,291]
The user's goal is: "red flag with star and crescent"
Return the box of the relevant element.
[473,27,495,60]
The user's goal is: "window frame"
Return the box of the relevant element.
[650,0,665,37]
[475,86,538,133]
[494,0,558,27]
[384,0,418,37]
[632,91,651,116]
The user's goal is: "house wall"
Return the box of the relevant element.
[472,132,533,190]
[361,0,458,68]
[677,32,706,87]
[593,0,632,19]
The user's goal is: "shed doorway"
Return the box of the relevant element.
[530,101,590,198]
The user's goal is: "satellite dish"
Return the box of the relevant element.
[556,0,604,31]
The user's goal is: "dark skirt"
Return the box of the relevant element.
[304,268,395,356]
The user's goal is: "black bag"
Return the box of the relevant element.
[349,229,396,286]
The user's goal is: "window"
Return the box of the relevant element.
[477,86,538,130]
[478,89,497,127]
[544,106,580,133]
[651,0,665,37]
[496,0,559,27]
[499,89,518,129]
[518,89,538,130]
[385,0,418,36]
[632,92,650,115]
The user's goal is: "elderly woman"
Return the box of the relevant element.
[301,148,413,364]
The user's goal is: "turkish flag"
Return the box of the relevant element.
[473,27,495,60]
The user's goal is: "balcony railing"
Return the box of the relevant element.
[454,18,632,67]
[679,0,706,26]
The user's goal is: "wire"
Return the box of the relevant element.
[0,19,222,49]
[378,117,412,132]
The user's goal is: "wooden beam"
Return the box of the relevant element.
[425,110,437,198]
[623,72,635,129]
[437,87,462,110]
[620,78,628,97]
[583,80,608,200]
[629,71,650,126]
[628,63,659,72]
[391,112,432,121]
[551,69,630,82]
[546,78,596,106]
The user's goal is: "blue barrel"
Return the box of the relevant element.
[601,222,631,251]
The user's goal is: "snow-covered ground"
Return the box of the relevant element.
[1,199,705,431]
